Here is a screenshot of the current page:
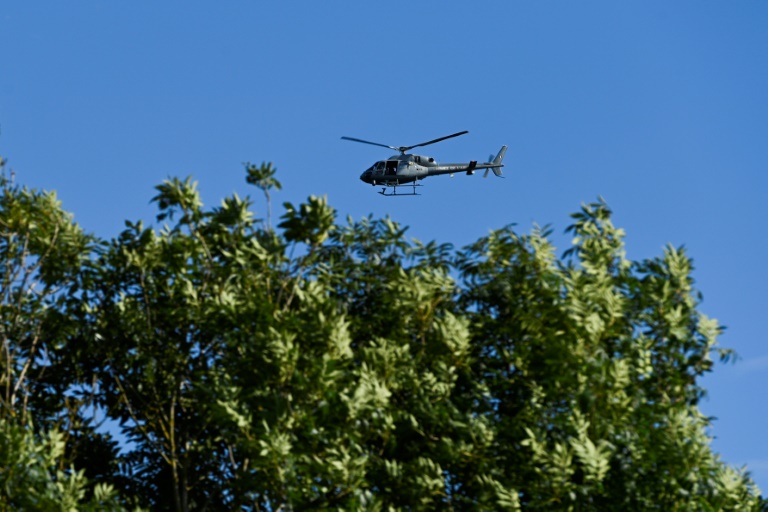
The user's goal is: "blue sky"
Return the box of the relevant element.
[2,1,767,490]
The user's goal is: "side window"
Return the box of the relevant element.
[415,156,421,164]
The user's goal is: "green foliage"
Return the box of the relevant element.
[0,169,92,421]
[0,157,138,510]
[279,195,336,246]
[0,417,139,511]
[0,157,763,511]
[457,199,759,510]
[245,162,282,228]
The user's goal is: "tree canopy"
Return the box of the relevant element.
[0,157,763,511]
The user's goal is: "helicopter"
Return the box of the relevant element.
[341,130,507,196]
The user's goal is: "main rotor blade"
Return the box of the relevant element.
[341,136,399,152]
[403,130,469,152]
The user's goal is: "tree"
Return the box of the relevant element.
[0,158,91,423]
[1,156,763,510]
[456,200,759,510]
[0,157,138,510]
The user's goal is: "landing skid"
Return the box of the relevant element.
[378,183,422,196]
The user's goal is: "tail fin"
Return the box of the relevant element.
[484,145,508,178]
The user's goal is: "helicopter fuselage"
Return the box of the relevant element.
[359,153,483,186]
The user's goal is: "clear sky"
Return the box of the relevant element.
[2,0,767,491]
